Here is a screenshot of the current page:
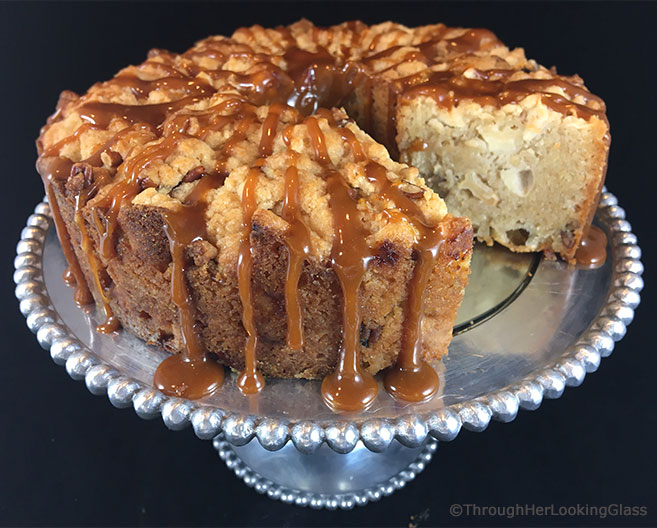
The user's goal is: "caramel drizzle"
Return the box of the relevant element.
[401,70,606,121]
[575,225,607,269]
[62,267,76,287]
[321,171,378,412]
[44,123,100,157]
[307,113,441,406]
[42,125,153,326]
[94,137,179,261]
[364,163,441,402]
[236,166,265,394]
[42,161,93,305]
[72,171,119,334]
[301,115,376,411]
[259,104,284,156]
[154,172,227,399]
[283,46,365,115]
[281,165,311,350]
[305,116,330,164]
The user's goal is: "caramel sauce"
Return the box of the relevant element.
[94,137,178,260]
[154,172,226,399]
[407,139,428,153]
[284,46,364,115]
[402,71,606,121]
[38,20,607,408]
[336,126,365,162]
[575,225,607,269]
[73,173,119,334]
[43,173,93,305]
[321,171,378,412]
[365,163,441,402]
[305,116,330,165]
[281,165,311,350]
[44,123,100,157]
[62,267,76,287]
[153,354,225,399]
[236,167,266,395]
[259,104,284,156]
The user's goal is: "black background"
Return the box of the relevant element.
[1,2,655,527]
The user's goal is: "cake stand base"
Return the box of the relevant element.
[213,434,438,509]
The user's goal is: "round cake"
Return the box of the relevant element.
[36,19,608,410]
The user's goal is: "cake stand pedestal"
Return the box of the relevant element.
[214,434,437,509]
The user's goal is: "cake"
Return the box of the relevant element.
[36,20,608,410]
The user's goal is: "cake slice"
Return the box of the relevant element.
[347,22,609,261]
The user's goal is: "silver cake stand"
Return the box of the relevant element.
[14,188,643,510]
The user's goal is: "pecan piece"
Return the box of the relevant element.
[347,186,361,201]
[70,162,94,187]
[398,180,424,200]
[560,230,575,250]
[138,176,157,191]
[101,150,123,168]
[182,165,207,183]
[359,324,383,347]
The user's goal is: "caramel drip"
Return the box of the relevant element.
[94,137,179,260]
[284,46,364,116]
[154,172,226,399]
[62,267,76,287]
[259,104,284,156]
[111,72,210,100]
[44,123,100,157]
[76,74,215,131]
[42,124,155,330]
[42,125,157,315]
[78,100,184,130]
[321,172,378,412]
[305,116,330,164]
[281,165,312,350]
[72,172,119,334]
[359,26,605,130]
[364,162,441,402]
[368,33,385,52]
[442,28,499,54]
[408,139,428,153]
[400,68,606,121]
[43,165,93,305]
[402,139,428,163]
[336,127,365,163]
[236,167,265,394]
[215,114,256,175]
[161,97,249,138]
[575,225,607,269]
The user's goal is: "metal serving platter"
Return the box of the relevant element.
[14,189,643,509]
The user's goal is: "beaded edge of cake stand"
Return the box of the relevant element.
[212,433,438,509]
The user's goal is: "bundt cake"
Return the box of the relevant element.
[36,19,608,411]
